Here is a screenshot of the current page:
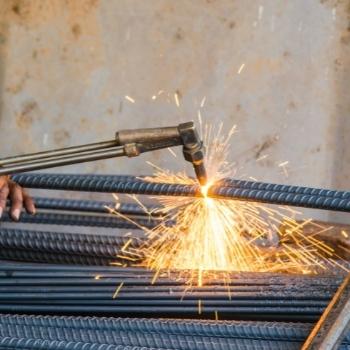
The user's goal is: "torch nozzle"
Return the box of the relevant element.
[193,161,207,186]
[177,122,207,186]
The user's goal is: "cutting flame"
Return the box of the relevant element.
[113,123,348,287]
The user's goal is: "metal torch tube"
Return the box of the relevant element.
[2,144,131,168]
[0,146,127,176]
[0,140,118,166]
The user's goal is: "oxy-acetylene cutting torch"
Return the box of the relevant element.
[0,122,207,186]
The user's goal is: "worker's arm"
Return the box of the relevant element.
[0,176,35,220]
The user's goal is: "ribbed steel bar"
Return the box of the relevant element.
[0,324,302,350]
[0,228,143,266]
[208,186,350,212]
[0,265,342,322]
[0,261,150,273]
[0,261,344,284]
[0,304,324,319]
[0,273,341,287]
[0,335,303,350]
[0,229,142,246]
[0,314,315,342]
[0,236,126,259]
[0,250,118,266]
[0,291,335,301]
[219,178,350,200]
[11,173,194,196]
[0,262,343,298]
[29,197,163,216]
[0,229,143,255]
[0,270,337,287]
[1,212,162,229]
[11,173,141,185]
[11,173,350,212]
[12,172,348,199]
[0,336,164,350]
[0,273,334,295]
[0,283,339,295]
[0,294,330,307]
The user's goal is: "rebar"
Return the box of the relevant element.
[11,173,142,186]
[0,261,344,284]
[0,235,123,258]
[0,336,164,350]
[2,313,350,350]
[30,197,163,216]
[0,261,149,272]
[12,173,350,212]
[0,304,325,321]
[0,324,302,350]
[0,228,144,265]
[219,178,350,200]
[0,228,141,246]
[0,229,143,266]
[1,211,163,229]
[11,173,195,196]
[0,314,315,342]
[0,249,116,266]
[209,185,350,212]
[0,262,343,322]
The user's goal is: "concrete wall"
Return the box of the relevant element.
[0,0,350,222]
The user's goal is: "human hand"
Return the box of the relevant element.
[0,176,35,220]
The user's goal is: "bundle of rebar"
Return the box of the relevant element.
[4,196,166,229]
[0,261,344,322]
[2,172,350,349]
[12,173,350,212]
[0,315,331,350]
[1,313,350,350]
[0,228,145,265]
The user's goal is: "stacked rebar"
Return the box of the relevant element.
[0,314,342,350]
[0,261,344,322]
[0,228,145,265]
[3,313,349,350]
[1,172,350,349]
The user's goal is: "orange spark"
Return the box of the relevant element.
[113,123,348,287]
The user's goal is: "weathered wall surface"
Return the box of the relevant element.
[0,0,350,222]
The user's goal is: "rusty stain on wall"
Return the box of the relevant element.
[254,135,280,160]
[0,0,99,26]
[15,100,40,128]
[53,129,71,146]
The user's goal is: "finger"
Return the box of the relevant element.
[0,183,9,218]
[23,190,35,215]
[9,182,23,221]
[0,176,8,188]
